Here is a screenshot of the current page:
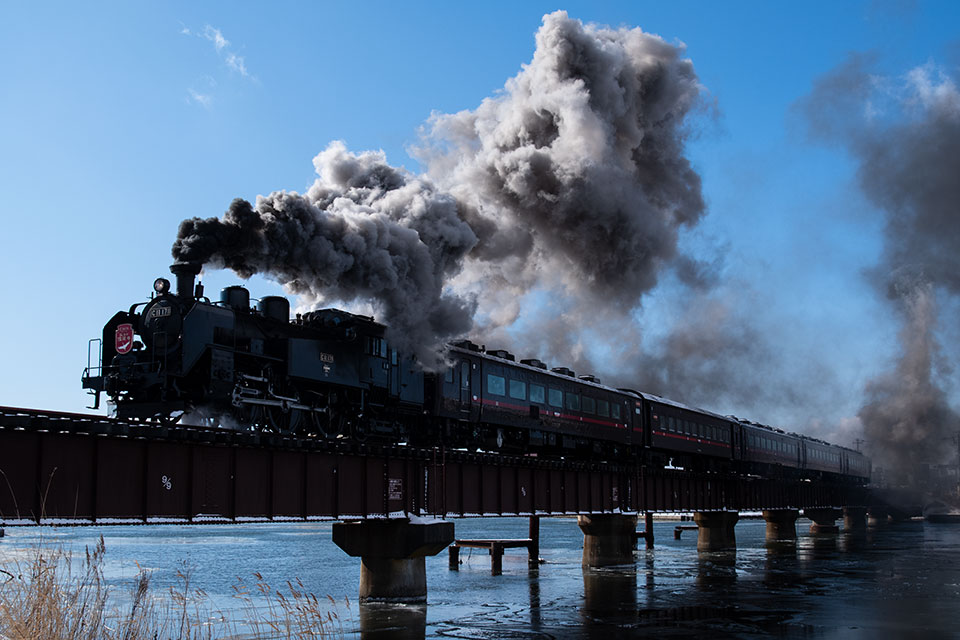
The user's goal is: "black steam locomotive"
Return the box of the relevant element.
[81,263,870,484]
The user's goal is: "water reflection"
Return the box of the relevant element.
[695,551,737,589]
[764,542,800,589]
[358,602,426,639]
[581,566,638,631]
[528,566,542,632]
[839,528,869,553]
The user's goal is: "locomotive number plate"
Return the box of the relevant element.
[319,352,335,363]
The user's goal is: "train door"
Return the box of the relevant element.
[459,360,471,412]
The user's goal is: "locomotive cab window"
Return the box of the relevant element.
[444,368,455,383]
[487,374,505,396]
[366,336,387,358]
[530,384,545,404]
[548,388,563,408]
[461,362,470,388]
[509,379,526,400]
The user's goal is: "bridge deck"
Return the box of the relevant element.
[0,406,869,525]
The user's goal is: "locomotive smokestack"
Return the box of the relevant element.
[170,262,202,299]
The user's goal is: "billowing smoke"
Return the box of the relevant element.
[799,56,960,484]
[174,11,711,371]
[173,143,479,367]
[416,10,707,316]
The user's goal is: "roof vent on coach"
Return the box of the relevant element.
[579,374,601,384]
[521,358,547,369]
[258,296,290,322]
[220,285,250,311]
[452,339,481,352]
[488,349,515,361]
[551,367,576,377]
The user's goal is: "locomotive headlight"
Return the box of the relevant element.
[154,278,171,295]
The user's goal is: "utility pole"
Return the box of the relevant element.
[854,438,865,453]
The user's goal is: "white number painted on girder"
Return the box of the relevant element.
[161,475,172,491]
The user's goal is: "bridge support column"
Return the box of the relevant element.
[577,514,637,566]
[332,519,454,603]
[843,507,867,532]
[693,511,738,551]
[868,508,890,527]
[804,508,842,534]
[762,509,798,541]
[644,512,655,549]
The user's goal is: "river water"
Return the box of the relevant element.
[1,516,959,639]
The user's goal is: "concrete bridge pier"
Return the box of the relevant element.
[577,514,637,566]
[693,511,739,551]
[868,508,890,527]
[843,507,867,532]
[804,508,842,534]
[332,519,455,603]
[762,509,798,541]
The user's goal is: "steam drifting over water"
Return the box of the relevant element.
[800,57,960,484]
[174,11,709,369]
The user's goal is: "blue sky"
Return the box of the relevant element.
[1,1,957,445]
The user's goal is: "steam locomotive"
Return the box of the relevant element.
[81,263,871,484]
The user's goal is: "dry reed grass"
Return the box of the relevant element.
[0,536,348,639]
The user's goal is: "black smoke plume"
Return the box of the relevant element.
[174,11,711,370]
[173,143,478,368]
[799,57,960,484]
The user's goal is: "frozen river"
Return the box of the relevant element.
[2,516,958,638]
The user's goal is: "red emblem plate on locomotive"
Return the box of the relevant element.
[115,323,134,354]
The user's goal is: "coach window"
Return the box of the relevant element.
[566,393,580,412]
[548,388,563,408]
[509,379,526,400]
[582,396,595,414]
[612,403,621,420]
[487,374,505,396]
[598,399,609,417]
[529,384,545,404]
